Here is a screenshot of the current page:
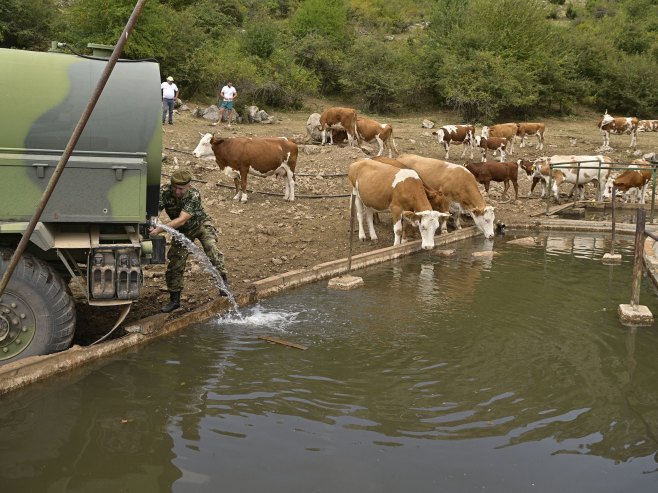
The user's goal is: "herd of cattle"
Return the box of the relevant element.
[191,106,658,248]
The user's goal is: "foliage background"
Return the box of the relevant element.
[2,0,657,121]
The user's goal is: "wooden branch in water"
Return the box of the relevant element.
[258,336,308,350]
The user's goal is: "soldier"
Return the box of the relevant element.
[149,169,229,312]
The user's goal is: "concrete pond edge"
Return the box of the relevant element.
[1,219,656,395]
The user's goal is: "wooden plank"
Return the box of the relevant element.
[258,336,308,350]
[530,201,576,217]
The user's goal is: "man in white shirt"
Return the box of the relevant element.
[216,81,237,127]
[161,76,179,125]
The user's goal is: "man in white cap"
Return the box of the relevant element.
[161,76,179,125]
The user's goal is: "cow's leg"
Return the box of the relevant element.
[353,193,368,241]
[499,149,506,162]
[480,149,486,162]
[393,219,403,246]
[239,170,249,202]
[321,128,327,145]
[630,130,637,148]
[502,180,510,200]
[460,142,467,158]
[640,182,650,204]
[444,142,450,160]
[512,179,519,201]
[375,135,385,156]
[365,208,378,240]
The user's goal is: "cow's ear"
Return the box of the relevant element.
[401,211,418,225]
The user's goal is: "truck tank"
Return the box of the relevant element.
[0,46,165,364]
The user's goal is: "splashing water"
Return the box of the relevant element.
[156,223,241,314]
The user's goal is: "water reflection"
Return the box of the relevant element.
[1,233,658,491]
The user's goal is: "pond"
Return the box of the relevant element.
[1,233,658,493]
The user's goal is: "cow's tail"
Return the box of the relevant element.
[352,115,361,146]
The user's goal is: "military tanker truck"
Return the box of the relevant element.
[0,45,165,364]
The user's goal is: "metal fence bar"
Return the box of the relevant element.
[630,208,646,307]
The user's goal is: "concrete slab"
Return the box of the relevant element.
[434,249,456,257]
[618,304,654,326]
[328,275,364,290]
[602,253,622,264]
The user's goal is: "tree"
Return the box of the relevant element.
[0,0,59,49]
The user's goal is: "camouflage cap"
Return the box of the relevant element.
[171,169,192,185]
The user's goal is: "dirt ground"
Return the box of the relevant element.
[75,102,658,341]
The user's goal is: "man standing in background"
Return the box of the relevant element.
[161,76,179,125]
[216,81,237,127]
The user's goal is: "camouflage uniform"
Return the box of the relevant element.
[159,185,226,292]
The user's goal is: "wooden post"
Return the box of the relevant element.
[347,193,355,274]
[574,161,581,204]
[630,208,645,306]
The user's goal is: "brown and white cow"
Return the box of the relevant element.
[348,159,447,249]
[603,160,654,204]
[465,161,519,200]
[473,135,508,162]
[431,124,475,160]
[481,123,518,155]
[395,154,496,239]
[597,111,639,148]
[356,117,399,157]
[372,156,450,214]
[532,155,612,203]
[516,122,545,150]
[192,133,298,202]
[517,158,546,197]
[319,107,359,147]
[638,120,658,133]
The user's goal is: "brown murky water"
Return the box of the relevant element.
[1,233,658,493]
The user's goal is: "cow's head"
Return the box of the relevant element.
[470,205,495,239]
[517,159,535,176]
[481,126,490,139]
[433,129,446,143]
[425,186,450,213]
[401,210,448,250]
[598,110,614,128]
[602,174,618,200]
[192,133,216,159]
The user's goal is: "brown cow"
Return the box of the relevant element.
[517,158,546,197]
[473,135,508,162]
[481,123,518,154]
[516,122,545,150]
[348,159,447,249]
[638,120,658,133]
[395,154,496,239]
[603,160,654,204]
[356,117,399,157]
[320,107,359,147]
[431,124,475,160]
[597,111,639,148]
[192,133,298,202]
[465,161,519,200]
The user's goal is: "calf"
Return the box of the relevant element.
[603,160,654,204]
[533,155,611,203]
[638,120,658,133]
[473,135,508,162]
[597,111,639,148]
[356,117,399,157]
[192,133,298,202]
[395,154,496,239]
[348,159,447,249]
[481,123,518,154]
[431,124,475,160]
[518,158,546,198]
[516,122,545,150]
[465,161,519,200]
[320,107,359,146]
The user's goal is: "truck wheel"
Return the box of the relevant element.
[0,248,76,364]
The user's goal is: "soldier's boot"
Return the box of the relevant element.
[219,273,230,297]
[161,291,181,313]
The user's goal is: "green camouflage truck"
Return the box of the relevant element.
[0,45,165,364]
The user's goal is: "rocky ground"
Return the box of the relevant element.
[74,102,658,342]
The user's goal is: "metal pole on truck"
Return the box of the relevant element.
[0,0,149,299]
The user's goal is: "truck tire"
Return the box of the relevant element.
[0,248,76,364]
